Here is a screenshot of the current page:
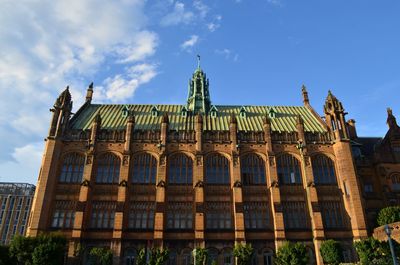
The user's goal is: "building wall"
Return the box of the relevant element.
[0,183,35,244]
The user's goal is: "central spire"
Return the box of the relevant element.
[187,55,211,114]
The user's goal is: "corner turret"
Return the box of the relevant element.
[324,90,348,140]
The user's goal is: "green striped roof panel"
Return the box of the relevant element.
[70,104,327,133]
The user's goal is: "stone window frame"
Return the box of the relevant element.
[311,154,338,185]
[243,202,271,230]
[58,152,85,183]
[166,202,194,230]
[90,201,116,229]
[281,201,310,230]
[168,153,193,185]
[95,153,121,184]
[205,153,230,185]
[241,153,267,185]
[205,202,232,230]
[128,201,155,230]
[51,200,77,229]
[276,153,302,185]
[319,200,348,229]
[131,153,157,184]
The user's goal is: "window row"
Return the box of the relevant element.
[51,200,347,231]
[58,153,338,186]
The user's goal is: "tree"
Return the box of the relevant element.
[275,241,309,265]
[9,235,37,265]
[354,237,400,265]
[148,248,169,265]
[320,240,343,265]
[194,247,208,265]
[377,206,400,226]
[136,248,146,265]
[233,243,253,265]
[89,247,113,265]
[0,245,17,265]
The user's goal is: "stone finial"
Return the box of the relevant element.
[127,111,135,123]
[263,114,271,125]
[387,107,398,128]
[162,113,169,123]
[301,85,310,105]
[86,82,94,103]
[230,113,237,124]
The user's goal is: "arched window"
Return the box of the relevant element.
[263,250,274,265]
[391,173,400,191]
[276,154,302,185]
[207,248,219,265]
[168,249,177,265]
[59,153,85,183]
[168,154,193,184]
[312,155,337,184]
[241,153,266,185]
[131,153,157,184]
[96,153,120,184]
[223,249,233,265]
[205,154,230,184]
[124,249,137,265]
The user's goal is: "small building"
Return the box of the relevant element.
[0,182,35,244]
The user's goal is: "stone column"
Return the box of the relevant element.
[194,154,205,248]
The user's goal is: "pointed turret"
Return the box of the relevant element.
[86,82,94,103]
[187,56,211,114]
[49,86,73,137]
[324,90,348,140]
[301,85,310,106]
[387,108,398,129]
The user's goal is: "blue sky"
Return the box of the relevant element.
[1,0,400,184]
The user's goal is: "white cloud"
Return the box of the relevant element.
[160,2,194,26]
[0,0,159,183]
[207,15,222,32]
[215,48,239,62]
[267,0,282,6]
[193,0,209,18]
[181,35,199,52]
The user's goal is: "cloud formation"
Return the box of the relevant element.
[181,35,200,52]
[160,2,194,26]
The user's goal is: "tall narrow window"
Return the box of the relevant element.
[241,154,266,185]
[391,173,400,191]
[166,202,193,230]
[128,202,155,229]
[320,201,347,229]
[244,202,270,230]
[206,202,232,230]
[312,155,337,185]
[282,201,310,229]
[205,154,230,184]
[131,153,157,184]
[51,201,76,229]
[96,153,120,184]
[90,201,116,229]
[276,154,302,185]
[168,154,193,184]
[59,153,85,183]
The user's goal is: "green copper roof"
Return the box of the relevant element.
[70,104,327,133]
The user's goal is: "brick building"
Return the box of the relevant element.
[0,183,35,244]
[27,63,396,265]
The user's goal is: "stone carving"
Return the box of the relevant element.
[233,180,242,188]
[270,179,279,188]
[160,155,166,166]
[123,155,129,166]
[119,180,128,187]
[86,155,93,165]
[195,180,204,188]
[81,179,90,187]
[196,155,203,166]
[269,156,275,167]
[233,155,239,166]
[157,180,166,188]
[307,180,315,187]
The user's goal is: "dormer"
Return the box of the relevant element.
[151,105,159,117]
[268,107,276,119]
[210,105,218,118]
[181,106,188,118]
[239,106,247,118]
[122,105,130,118]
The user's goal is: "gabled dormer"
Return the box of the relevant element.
[122,105,130,118]
[239,106,247,118]
[151,105,159,117]
[210,105,218,118]
[268,107,276,119]
[181,105,188,118]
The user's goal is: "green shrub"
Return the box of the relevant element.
[320,240,343,265]
[194,247,208,265]
[377,206,400,226]
[354,237,400,265]
[233,243,253,265]
[89,247,113,265]
[0,245,17,265]
[275,241,309,265]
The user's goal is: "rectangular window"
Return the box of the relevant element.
[206,202,232,230]
[166,202,193,230]
[282,201,310,230]
[364,184,374,193]
[90,201,116,229]
[244,202,270,230]
[320,201,347,229]
[51,201,77,229]
[128,202,155,230]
